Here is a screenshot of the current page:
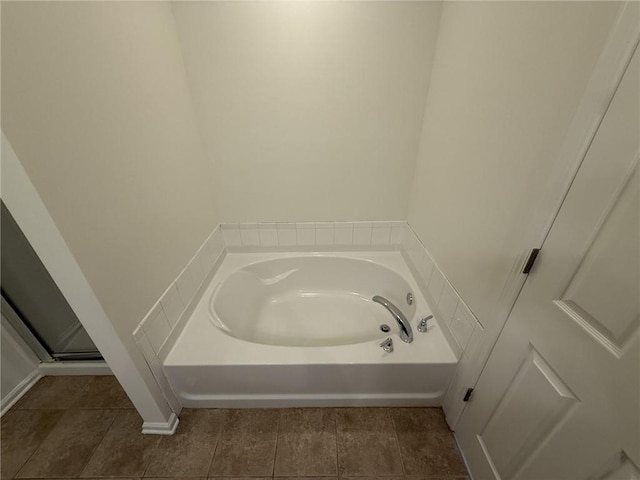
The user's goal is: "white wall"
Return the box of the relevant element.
[1,1,218,340]
[172,1,442,222]
[407,1,621,329]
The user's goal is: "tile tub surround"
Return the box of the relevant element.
[133,226,225,369]
[400,225,482,360]
[1,376,470,479]
[221,221,406,250]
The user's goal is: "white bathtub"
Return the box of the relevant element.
[164,251,458,408]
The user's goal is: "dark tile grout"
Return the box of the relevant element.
[270,409,281,478]
[334,411,339,477]
[77,410,120,479]
[388,410,408,476]
[204,414,225,479]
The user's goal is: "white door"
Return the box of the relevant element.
[455,45,640,480]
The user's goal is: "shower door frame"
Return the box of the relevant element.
[1,295,54,363]
[2,294,105,362]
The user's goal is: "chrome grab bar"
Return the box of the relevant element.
[372,295,413,343]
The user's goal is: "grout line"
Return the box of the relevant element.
[69,376,97,409]
[75,407,119,478]
[271,408,282,477]
[204,409,228,478]
[388,408,407,476]
[334,408,339,477]
[207,408,232,477]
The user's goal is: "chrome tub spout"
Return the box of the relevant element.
[372,295,413,343]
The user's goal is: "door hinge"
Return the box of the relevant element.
[522,248,541,274]
[463,387,474,402]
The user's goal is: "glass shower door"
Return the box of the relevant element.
[1,202,102,361]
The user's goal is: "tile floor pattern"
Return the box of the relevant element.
[1,376,469,480]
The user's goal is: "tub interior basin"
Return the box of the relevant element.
[247,291,398,346]
[209,256,414,347]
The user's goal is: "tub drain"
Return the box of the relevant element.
[380,324,390,333]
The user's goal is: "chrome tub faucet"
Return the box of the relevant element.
[372,295,413,343]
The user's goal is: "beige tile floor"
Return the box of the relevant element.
[1,376,469,480]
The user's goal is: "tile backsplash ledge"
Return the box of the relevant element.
[222,221,406,248]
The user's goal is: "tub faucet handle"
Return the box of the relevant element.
[417,315,433,333]
[379,337,394,353]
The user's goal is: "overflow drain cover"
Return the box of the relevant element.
[380,324,390,333]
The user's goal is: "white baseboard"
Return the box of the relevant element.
[179,392,443,409]
[38,361,112,376]
[141,412,179,435]
[1,371,43,417]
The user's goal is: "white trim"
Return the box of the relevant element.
[525,1,640,249]
[179,393,442,409]
[1,133,176,430]
[442,1,640,431]
[141,412,179,435]
[38,362,112,376]
[0,371,43,417]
